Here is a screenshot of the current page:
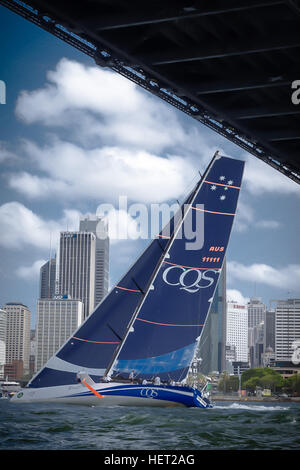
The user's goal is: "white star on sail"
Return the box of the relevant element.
[219,176,225,181]
[210,185,217,190]
[224,187,228,191]
[220,195,226,200]
[228,180,234,185]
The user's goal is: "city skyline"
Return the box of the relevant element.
[1,6,300,329]
[2,294,298,381]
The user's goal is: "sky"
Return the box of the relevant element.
[0,6,300,328]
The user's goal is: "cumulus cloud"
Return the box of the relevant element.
[12,58,300,205]
[227,261,300,291]
[13,57,298,210]
[0,201,150,252]
[227,289,250,304]
[16,259,46,280]
[15,58,189,152]
[0,141,19,164]
[11,57,221,205]
[243,155,300,197]
[8,139,196,203]
[0,202,82,250]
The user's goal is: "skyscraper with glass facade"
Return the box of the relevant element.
[40,257,56,299]
[58,232,96,319]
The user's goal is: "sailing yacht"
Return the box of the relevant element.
[11,152,244,408]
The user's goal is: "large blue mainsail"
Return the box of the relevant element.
[110,154,245,382]
[28,184,196,388]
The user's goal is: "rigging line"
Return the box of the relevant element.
[136,318,204,327]
[115,285,141,293]
[73,336,119,344]
[178,366,188,383]
[131,278,145,295]
[107,323,123,342]
[204,180,241,189]
[191,206,235,216]
[179,173,200,205]
[156,238,166,253]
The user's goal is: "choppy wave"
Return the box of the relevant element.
[213,402,290,411]
[0,400,299,450]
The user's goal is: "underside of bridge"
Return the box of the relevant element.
[1,0,300,184]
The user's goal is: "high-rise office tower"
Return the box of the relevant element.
[40,257,56,299]
[247,297,266,328]
[274,299,300,362]
[265,309,276,351]
[253,321,265,367]
[248,321,265,368]
[79,216,109,307]
[35,296,84,371]
[2,302,31,377]
[226,301,248,363]
[198,261,226,374]
[58,232,96,319]
[262,311,276,367]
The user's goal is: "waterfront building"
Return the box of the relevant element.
[198,261,226,374]
[225,344,236,374]
[58,231,96,319]
[226,301,248,363]
[40,257,56,299]
[35,296,84,371]
[2,302,31,378]
[247,297,266,328]
[0,308,6,379]
[79,216,109,307]
[274,298,300,362]
[232,361,249,376]
[4,360,24,381]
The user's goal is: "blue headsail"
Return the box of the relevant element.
[110,154,245,382]
[28,184,195,388]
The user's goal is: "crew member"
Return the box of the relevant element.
[154,376,161,385]
[129,370,135,383]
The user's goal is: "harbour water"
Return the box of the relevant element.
[0,399,299,451]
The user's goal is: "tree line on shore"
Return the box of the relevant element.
[217,368,300,396]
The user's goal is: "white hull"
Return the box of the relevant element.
[10,381,211,408]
